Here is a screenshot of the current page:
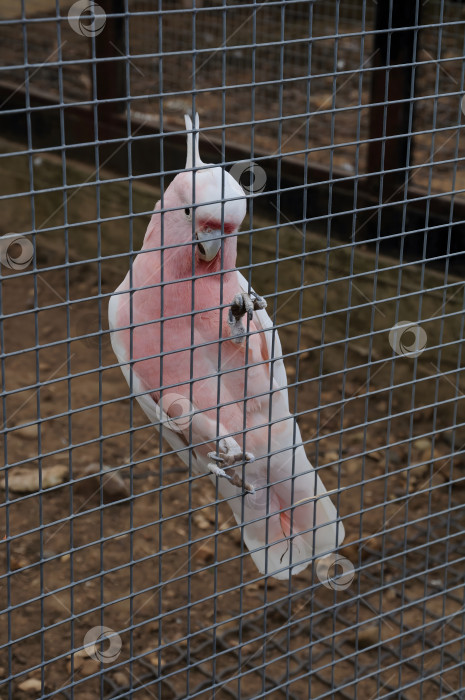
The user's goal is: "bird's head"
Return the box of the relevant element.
[158,114,247,267]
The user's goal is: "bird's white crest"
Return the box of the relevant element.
[184,113,205,170]
[182,112,247,232]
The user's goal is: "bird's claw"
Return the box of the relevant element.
[207,447,255,493]
[207,450,254,466]
[230,291,266,321]
[228,291,266,342]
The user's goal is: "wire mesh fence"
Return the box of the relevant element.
[0,1,464,698]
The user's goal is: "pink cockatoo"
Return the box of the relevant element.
[108,114,344,579]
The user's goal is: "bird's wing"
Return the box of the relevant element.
[237,271,289,402]
[108,289,247,475]
[235,272,344,575]
[108,291,192,462]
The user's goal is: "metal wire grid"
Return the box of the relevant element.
[50,511,463,700]
[0,1,464,699]
[2,0,465,193]
[0,0,376,175]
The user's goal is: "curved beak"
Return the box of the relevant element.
[196,229,222,261]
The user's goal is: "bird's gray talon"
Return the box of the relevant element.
[207,446,255,493]
[229,472,243,488]
[227,471,254,493]
[228,290,265,343]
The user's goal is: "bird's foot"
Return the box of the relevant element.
[207,437,255,493]
[228,291,266,343]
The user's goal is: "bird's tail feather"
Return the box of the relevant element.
[231,471,344,580]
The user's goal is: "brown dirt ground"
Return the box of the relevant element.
[1,2,465,695]
[0,217,464,699]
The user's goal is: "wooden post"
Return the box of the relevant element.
[94,0,126,131]
[368,0,421,196]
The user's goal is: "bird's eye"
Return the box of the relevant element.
[184,208,191,219]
